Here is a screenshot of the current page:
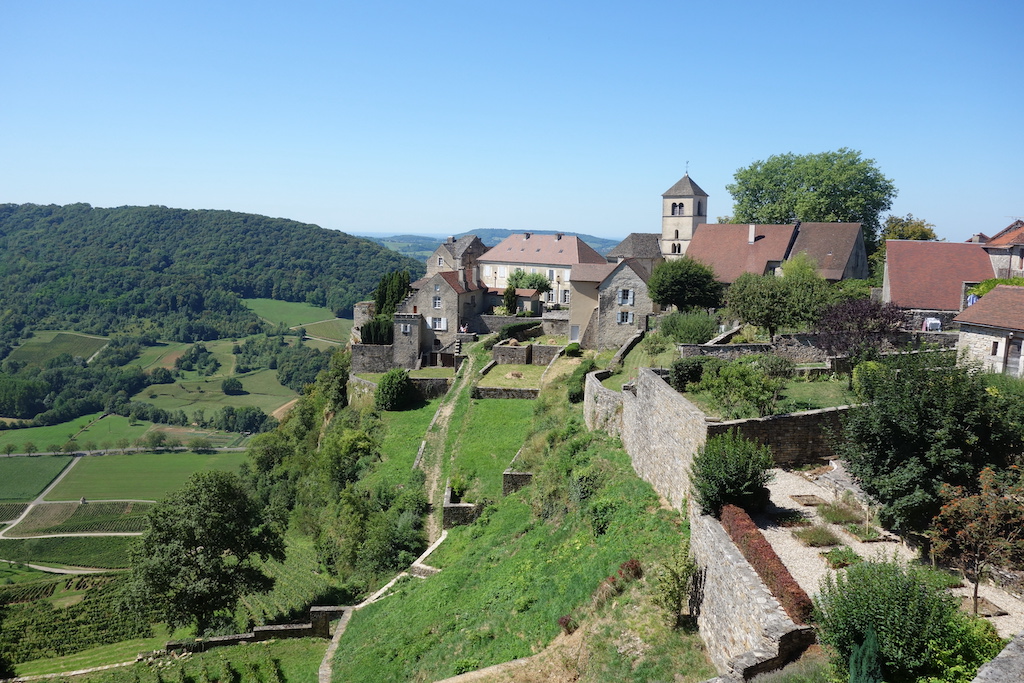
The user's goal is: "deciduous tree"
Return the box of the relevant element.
[129,470,284,633]
[931,467,1024,615]
[869,214,937,282]
[647,257,722,312]
[726,149,897,251]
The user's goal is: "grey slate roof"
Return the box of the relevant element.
[663,174,708,198]
[607,233,663,260]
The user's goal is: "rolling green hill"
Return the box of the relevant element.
[364,229,621,260]
[0,203,424,347]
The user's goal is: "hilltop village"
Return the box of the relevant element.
[2,169,1024,683]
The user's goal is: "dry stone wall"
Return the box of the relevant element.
[583,371,623,437]
[708,407,849,468]
[351,343,395,373]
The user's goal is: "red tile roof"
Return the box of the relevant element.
[570,262,617,283]
[479,233,606,266]
[953,285,1024,331]
[685,224,795,283]
[884,241,994,311]
[982,220,1024,247]
[437,270,484,294]
[789,223,864,281]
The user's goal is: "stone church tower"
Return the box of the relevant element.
[661,173,708,258]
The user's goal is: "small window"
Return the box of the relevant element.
[547,291,555,302]
[433,296,442,309]
[562,290,570,304]
[993,341,1000,356]
[548,269,555,280]
[498,266,507,278]
[437,257,444,267]
[401,324,411,335]
[618,289,634,305]
[435,284,441,291]
[617,311,634,325]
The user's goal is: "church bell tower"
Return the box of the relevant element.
[661,173,708,258]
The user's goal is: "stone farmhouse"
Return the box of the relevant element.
[954,284,1024,376]
[569,259,658,348]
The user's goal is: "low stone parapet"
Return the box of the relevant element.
[442,485,481,528]
[471,387,540,399]
[502,470,533,495]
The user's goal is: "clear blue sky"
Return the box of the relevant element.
[3,0,1021,244]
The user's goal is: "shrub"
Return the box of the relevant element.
[721,504,813,623]
[618,558,643,581]
[690,430,774,515]
[736,353,795,379]
[814,557,1005,682]
[822,546,861,569]
[374,368,415,411]
[818,497,863,525]
[557,614,578,635]
[566,358,597,404]
[563,342,581,357]
[652,540,698,628]
[660,311,719,344]
[360,316,393,345]
[640,331,669,355]
[693,362,785,417]
[792,525,842,547]
[668,356,725,390]
[220,377,243,395]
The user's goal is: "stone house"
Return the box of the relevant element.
[478,232,607,308]
[569,259,658,348]
[953,285,1024,376]
[398,269,488,363]
[425,235,488,279]
[976,219,1024,279]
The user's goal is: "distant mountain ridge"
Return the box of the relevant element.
[362,229,621,261]
[0,203,424,346]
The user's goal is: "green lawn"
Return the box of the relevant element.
[600,343,678,389]
[44,451,248,501]
[304,317,353,342]
[0,456,73,501]
[445,398,536,499]
[360,399,441,492]
[136,367,297,415]
[0,413,155,453]
[244,298,337,327]
[7,331,109,366]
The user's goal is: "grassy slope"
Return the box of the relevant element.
[243,298,336,327]
[444,398,536,500]
[44,451,248,500]
[332,432,713,682]
[0,456,72,501]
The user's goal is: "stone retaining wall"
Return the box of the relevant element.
[708,407,850,468]
[412,377,452,398]
[690,505,815,680]
[166,606,346,654]
[350,343,394,373]
[530,344,562,366]
[442,486,481,528]
[471,387,540,399]
[493,342,531,364]
[502,470,533,495]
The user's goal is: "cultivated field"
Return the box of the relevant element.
[0,456,73,502]
[0,536,136,568]
[243,298,336,327]
[303,317,353,342]
[6,331,109,366]
[44,451,248,501]
[6,501,153,537]
[127,341,190,371]
[0,413,226,453]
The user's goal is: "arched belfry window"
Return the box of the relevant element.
[697,200,703,215]
[674,230,679,239]
[670,203,677,216]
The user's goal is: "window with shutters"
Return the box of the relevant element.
[433,296,442,309]
[618,289,634,305]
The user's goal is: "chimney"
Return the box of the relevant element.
[748,224,756,245]
[523,232,531,240]
[447,236,455,244]
[555,233,563,240]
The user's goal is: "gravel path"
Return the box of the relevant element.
[756,467,1024,639]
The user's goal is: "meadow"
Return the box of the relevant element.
[6,331,109,366]
[0,456,72,502]
[44,451,248,501]
[136,367,297,415]
[444,398,536,499]
[0,413,154,453]
[476,363,546,388]
[126,341,190,371]
[243,298,336,327]
[358,398,441,493]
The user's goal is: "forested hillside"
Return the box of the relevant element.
[0,203,423,346]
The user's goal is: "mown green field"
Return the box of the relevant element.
[0,413,154,453]
[244,298,336,327]
[6,331,109,366]
[303,317,353,342]
[136,367,297,415]
[477,363,546,388]
[444,398,536,499]
[0,456,72,502]
[126,341,190,371]
[44,451,248,501]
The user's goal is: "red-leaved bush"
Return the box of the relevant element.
[720,504,813,624]
[618,558,643,581]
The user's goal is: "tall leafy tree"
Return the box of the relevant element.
[647,257,722,312]
[128,470,285,633]
[834,353,1021,538]
[506,268,552,294]
[726,149,897,251]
